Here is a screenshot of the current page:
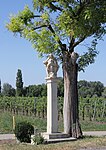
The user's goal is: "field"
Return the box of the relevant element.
[0,97,106,149]
[0,111,106,134]
[0,96,106,123]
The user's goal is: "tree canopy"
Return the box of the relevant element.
[78,80,104,97]
[7,0,106,71]
[2,83,15,97]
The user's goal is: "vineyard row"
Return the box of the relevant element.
[0,96,106,121]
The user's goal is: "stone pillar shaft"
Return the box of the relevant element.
[46,78,58,133]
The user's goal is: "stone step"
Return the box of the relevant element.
[46,137,76,144]
[42,132,71,140]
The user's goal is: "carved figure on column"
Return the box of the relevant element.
[44,54,59,78]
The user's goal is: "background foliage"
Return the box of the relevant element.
[0,76,105,98]
[0,96,105,122]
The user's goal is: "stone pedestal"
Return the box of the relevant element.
[46,77,58,133]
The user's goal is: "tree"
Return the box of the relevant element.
[16,69,23,96]
[0,79,1,95]
[102,87,106,98]
[89,81,104,97]
[78,80,90,98]
[25,84,47,97]
[2,83,15,97]
[40,83,47,97]
[78,80,104,98]
[6,0,106,138]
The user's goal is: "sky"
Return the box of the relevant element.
[0,0,106,88]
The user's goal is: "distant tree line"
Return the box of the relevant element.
[0,69,105,98]
[78,80,104,98]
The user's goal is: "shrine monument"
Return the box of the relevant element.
[42,54,76,142]
[43,54,59,134]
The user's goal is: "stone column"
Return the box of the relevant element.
[44,54,59,134]
[46,77,58,133]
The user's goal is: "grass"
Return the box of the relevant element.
[81,120,106,131]
[0,136,106,150]
[0,111,47,134]
[0,111,106,134]
[0,111,106,149]
[0,111,13,133]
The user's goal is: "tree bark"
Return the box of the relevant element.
[62,51,82,138]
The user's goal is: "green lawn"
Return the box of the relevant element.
[0,111,106,134]
[0,111,106,150]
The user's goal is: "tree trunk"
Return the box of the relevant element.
[63,51,82,138]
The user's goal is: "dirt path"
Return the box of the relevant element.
[83,131,106,137]
[0,139,16,144]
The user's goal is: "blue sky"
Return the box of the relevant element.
[0,1,106,88]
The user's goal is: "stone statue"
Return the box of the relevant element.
[44,54,59,78]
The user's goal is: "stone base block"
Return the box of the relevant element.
[42,132,71,139]
[41,132,76,143]
[31,133,76,144]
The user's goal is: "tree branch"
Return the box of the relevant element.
[69,36,75,52]
[80,0,82,6]
[76,3,85,16]
[48,25,55,34]
[48,2,63,11]
[69,36,86,53]
[32,24,63,50]
[48,24,63,49]
[33,15,41,18]
[73,36,86,48]
[76,0,91,16]
[32,25,47,30]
